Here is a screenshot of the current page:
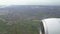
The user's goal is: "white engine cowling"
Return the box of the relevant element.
[40,18,60,34]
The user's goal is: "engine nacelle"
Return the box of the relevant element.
[40,18,60,34]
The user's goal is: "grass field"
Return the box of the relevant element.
[0,15,40,34]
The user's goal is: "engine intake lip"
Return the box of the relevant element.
[40,21,48,34]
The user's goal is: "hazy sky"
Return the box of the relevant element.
[0,0,60,6]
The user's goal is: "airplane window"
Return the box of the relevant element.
[0,0,60,34]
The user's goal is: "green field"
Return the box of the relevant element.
[0,15,40,34]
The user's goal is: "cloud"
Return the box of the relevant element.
[0,0,60,6]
